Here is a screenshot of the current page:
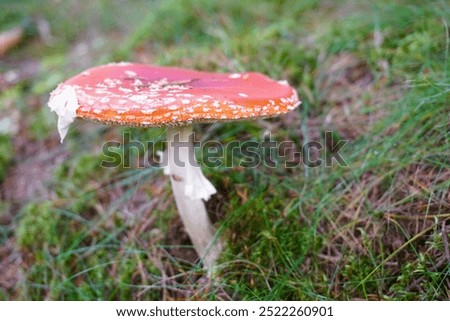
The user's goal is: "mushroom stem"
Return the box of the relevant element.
[164,125,222,270]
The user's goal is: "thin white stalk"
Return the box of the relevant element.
[164,125,222,270]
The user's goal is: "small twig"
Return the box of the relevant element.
[162,78,199,87]
[384,213,450,221]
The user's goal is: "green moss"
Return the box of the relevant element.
[0,134,13,182]
[16,201,58,250]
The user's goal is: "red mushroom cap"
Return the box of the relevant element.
[49,62,300,127]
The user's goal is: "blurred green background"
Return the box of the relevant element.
[0,0,449,300]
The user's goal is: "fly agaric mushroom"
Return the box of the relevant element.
[48,62,300,270]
